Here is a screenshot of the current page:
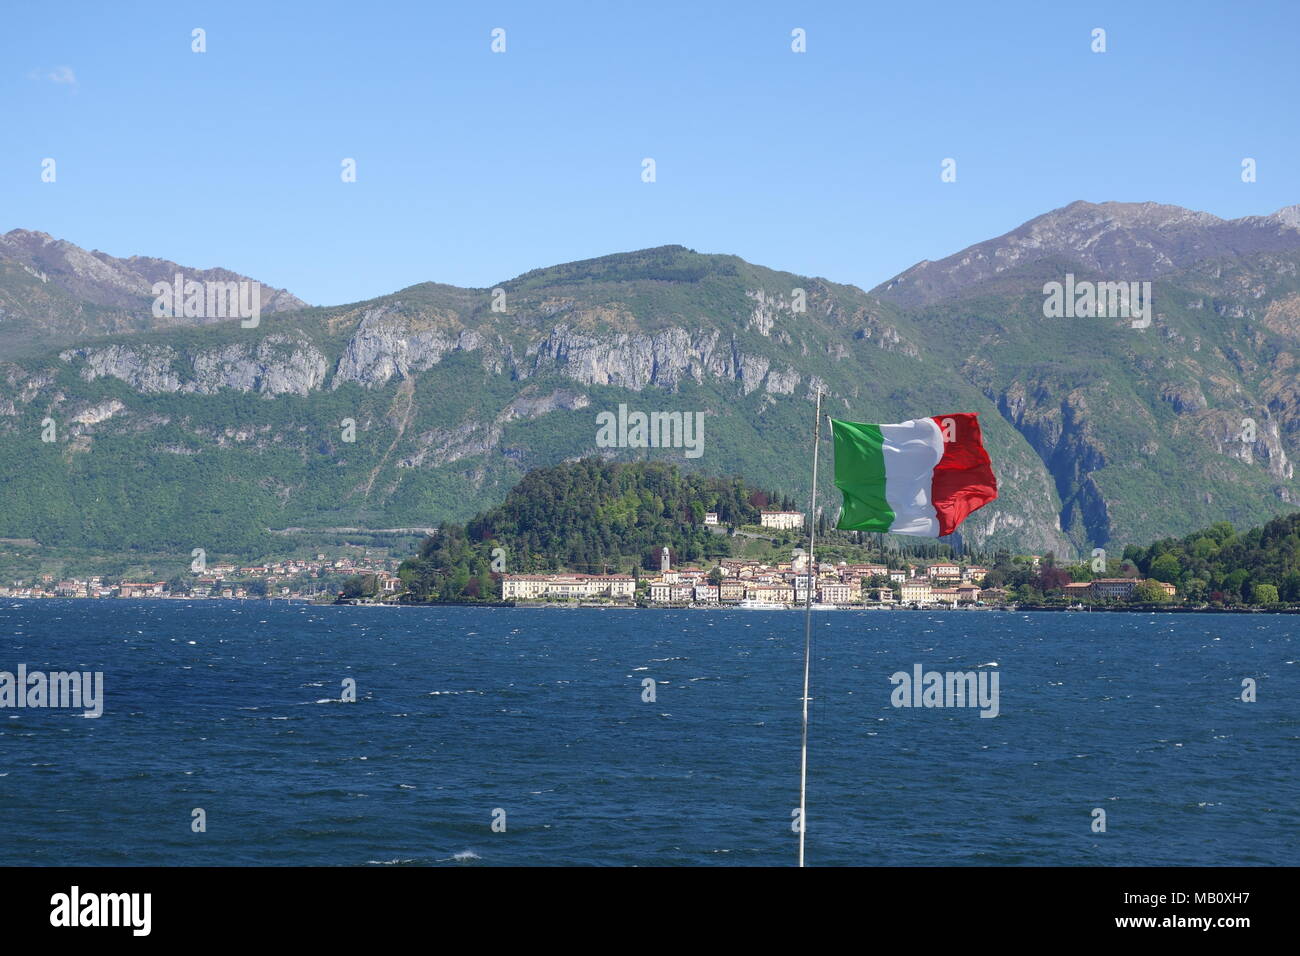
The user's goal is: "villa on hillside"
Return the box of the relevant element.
[927,563,962,584]
[759,511,804,530]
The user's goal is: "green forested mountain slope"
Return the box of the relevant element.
[1,203,1298,560]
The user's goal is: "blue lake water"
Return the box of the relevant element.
[0,600,1296,866]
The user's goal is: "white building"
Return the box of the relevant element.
[927,563,962,583]
[693,584,719,603]
[502,574,635,601]
[645,581,697,604]
[760,511,805,530]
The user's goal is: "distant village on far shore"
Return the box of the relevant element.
[501,548,1172,609]
[498,508,1177,610]
[0,507,1183,609]
[0,552,401,602]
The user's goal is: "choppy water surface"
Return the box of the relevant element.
[1,601,1295,865]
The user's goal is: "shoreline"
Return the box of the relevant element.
[5,596,1297,615]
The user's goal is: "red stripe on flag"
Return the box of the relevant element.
[929,413,998,537]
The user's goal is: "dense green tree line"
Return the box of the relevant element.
[977,513,1300,605]
[1123,514,1300,604]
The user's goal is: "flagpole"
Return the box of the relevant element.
[798,390,822,867]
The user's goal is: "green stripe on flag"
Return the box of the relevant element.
[831,419,895,531]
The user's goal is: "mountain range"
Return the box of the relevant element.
[1,200,1298,559]
[875,200,1300,306]
[0,229,305,358]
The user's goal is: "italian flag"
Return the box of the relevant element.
[831,414,998,537]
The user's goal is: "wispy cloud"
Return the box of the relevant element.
[28,65,78,89]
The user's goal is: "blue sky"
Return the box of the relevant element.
[3,0,1298,306]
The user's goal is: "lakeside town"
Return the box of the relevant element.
[494,509,1183,609]
[6,505,1295,611]
[0,547,1171,609]
[500,548,1176,609]
[0,507,1189,610]
[0,552,402,602]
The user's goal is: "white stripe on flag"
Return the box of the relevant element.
[880,419,944,537]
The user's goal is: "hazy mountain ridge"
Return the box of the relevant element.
[0,229,306,358]
[873,200,1300,308]
[1,204,1298,558]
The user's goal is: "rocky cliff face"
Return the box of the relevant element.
[44,268,918,409]
[61,333,329,396]
[524,324,791,394]
[52,312,829,403]
[331,306,484,388]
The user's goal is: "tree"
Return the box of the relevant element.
[1252,583,1279,605]
[1037,566,1072,593]
[1132,580,1171,603]
[1222,568,1249,601]
[339,574,378,599]
[1149,552,1183,584]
